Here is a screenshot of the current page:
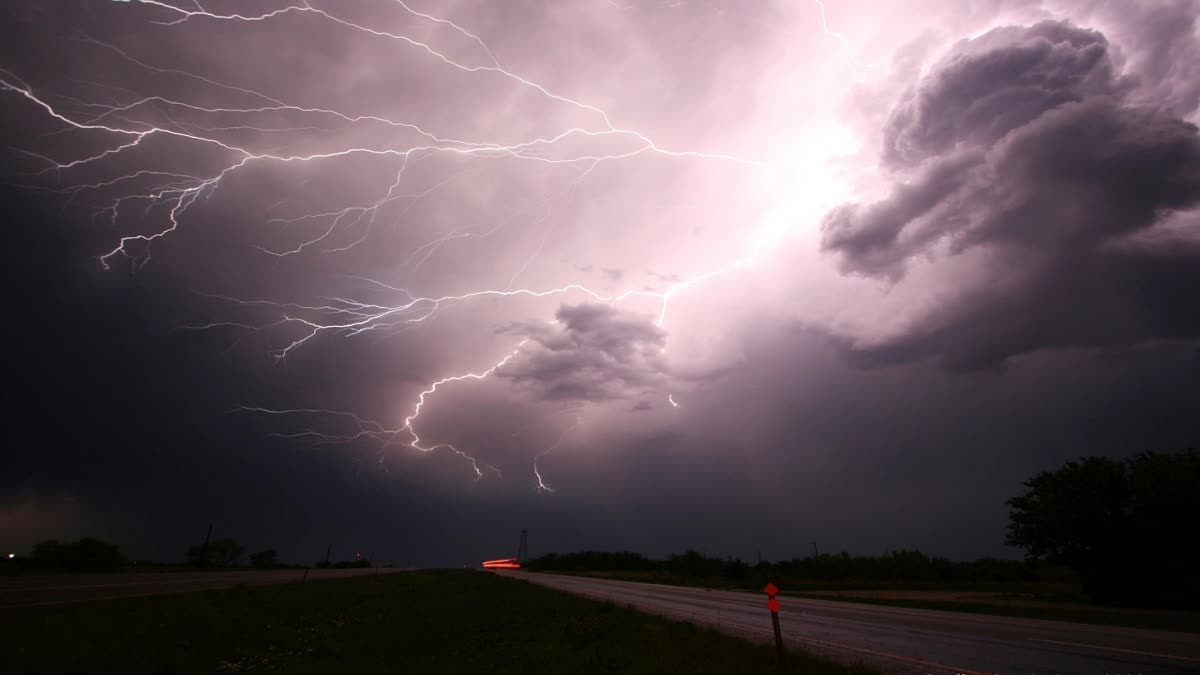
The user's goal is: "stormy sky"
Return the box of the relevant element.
[2,0,1198,566]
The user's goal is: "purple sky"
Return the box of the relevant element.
[2,0,1198,565]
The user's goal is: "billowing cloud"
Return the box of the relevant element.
[821,19,1200,369]
[1104,0,1200,116]
[496,304,670,401]
[3,0,1199,567]
[881,21,1125,168]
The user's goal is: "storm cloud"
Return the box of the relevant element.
[496,304,669,401]
[2,0,1197,567]
[821,19,1200,368]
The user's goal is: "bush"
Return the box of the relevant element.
[30,538,124,571]
[1008,450,1200,607]
[526,551,656,572]
[249,550,279,569]
[185,538,245,568]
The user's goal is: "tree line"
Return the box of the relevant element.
[5,537,371,573]
[527,548,1073,584]
[531,449,1199,608]
[1006,449,1198,607]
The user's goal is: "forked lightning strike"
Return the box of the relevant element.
[4,0,854,487]
[534,415,584,493]
[238,341,526,480]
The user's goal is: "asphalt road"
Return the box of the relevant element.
[0,568,398,609]
[507,572,1200,674]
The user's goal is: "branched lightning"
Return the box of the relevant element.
[3,0,859,483]
[533,413,584,493]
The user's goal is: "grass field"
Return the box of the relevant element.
[541,570,1200,634]
[0,569,874,674]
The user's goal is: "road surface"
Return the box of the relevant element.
[0,568,399,609]
[505,572,1200,674]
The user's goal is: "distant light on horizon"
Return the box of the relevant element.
[7,554,13,559]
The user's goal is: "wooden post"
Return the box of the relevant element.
[771,610,784,673]
[764,582,785,674]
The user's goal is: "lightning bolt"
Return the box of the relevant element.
[3,0,861,482]
[401,341,527,479]
[813,0,854,53]
[532,413,585,493]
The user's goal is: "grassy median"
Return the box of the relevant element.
[1,569,873,674]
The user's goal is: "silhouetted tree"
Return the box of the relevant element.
[185,538,245,568]
[526,551,656,572]
[249,549,279,569]
[30,538,124,571]
[1007,450,1200,607]
[666,550,723,578]
[527,547,1074,587]
[722,558,749,580]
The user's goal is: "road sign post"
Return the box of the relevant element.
[765,583,784,674]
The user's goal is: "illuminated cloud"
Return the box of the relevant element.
[821,20,1200,368]
[496,304,669,402]
[2,0,1198,564]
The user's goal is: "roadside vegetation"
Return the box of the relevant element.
[528,548,1078,592]
[1006,449,1199,608]
[2,535,370,574]
[529,449,1200,633]
[1,569,874,675]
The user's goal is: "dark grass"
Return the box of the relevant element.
[539,570,1200,634]
[0,569,874,674]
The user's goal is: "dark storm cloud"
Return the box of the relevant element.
[821,19,1200,369]
[819,152,979,278]
[4,0,1198,571]
[880,21,1125,168]
[1107,0,1200,116]
[496,304,669,401]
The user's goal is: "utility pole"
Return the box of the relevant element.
[199,523,212,567]
[810,541,819,557]
[517,529,528,562]
[324,544,332,565]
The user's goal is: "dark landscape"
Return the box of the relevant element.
[4,0,1200,672]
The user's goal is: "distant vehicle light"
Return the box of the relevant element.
[7,554,13,559]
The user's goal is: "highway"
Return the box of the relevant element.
[507,572,1200,674]
[0,568,398,609]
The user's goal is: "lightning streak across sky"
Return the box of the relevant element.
[2,0,858,489]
